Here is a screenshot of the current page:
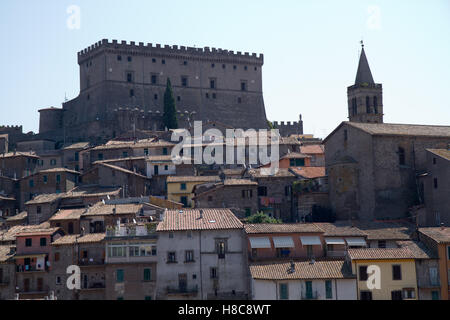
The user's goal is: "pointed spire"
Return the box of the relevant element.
[355,41,374,85]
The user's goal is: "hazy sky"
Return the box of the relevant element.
[1,0,449,138]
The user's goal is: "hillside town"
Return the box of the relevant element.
[0,39,449,301]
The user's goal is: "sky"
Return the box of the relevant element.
[0,0,449,139]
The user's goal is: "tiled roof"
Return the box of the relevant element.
[248,168,295,178]
[63,186,122,198]
[249,260,353,280]
[281,152,311,159]
[145,155,191,163]
[5,211,27,222]
[314,222,366,237]
[166,175,221,183]
[426,149,450,161]
[63,142,90,150]
[97,163,149,179]
[25,193,63,205]
[92,138,174,150]
[0,245,15,262]
[0,222,51,242]
[419,227,450,244]
[244,223,323,234]
[0,151,39,159]
[397,241,436,259]
[15,227,60,237]
[290,167,326,179]
[157,208,243,231]
[300,145,324,155]
[346,122,450,138]
[347,248,416,260]
[0,195,15,201]
[52,233,105,246]
[354,221,413,240]
[49,208,85,221]
[84,202,143,216]
[223,179,258,186]
[94,156,146,164]
[37,168,80,175]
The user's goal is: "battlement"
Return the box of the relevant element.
[272,114,304,137]
[0,125,23,133]
[78,39,263,64]
[114,107,196,117]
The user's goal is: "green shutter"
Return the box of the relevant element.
[279,283,288,300]
[325,280,332,299]
[116,269,124,282]
[144,268,151,281]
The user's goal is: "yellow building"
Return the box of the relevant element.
[166,176,220,207]
[348,248,418,300]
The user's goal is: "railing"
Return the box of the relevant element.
[81,282,105,290]
[79,258,105,266]
[106,224,157,237]
[16,265,48,272]
[167,285,198,295]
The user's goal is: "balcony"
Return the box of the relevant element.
[16,264,48,273]
[106,223,157,238]
[81,282,106,290]
[166,285,198,296]
[79,258,105,266]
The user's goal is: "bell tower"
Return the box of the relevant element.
[347,41,383,123]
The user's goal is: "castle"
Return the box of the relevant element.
[38,39,273,144]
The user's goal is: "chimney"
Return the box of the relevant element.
[290,261,295,272]
[200,209,204,219]
[441,223,445,230]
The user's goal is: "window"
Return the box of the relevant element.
[162,59,165,64]
[180,183,187,190]
[392,265,402,280]
[216,239,227,258]
[130,89,134,97]
[244,66,248,71]
[403,288,415,299]
[378,240,386,248]
[167,252,176,263]
[29,179,34,188]
[177,96,181,101]
[279,283,288,300]
[122,151,128,158]
[144,148,149,155]
[126,72,133,83]
[373,96,378,114]
[233,65,237,70]
[50,159,57,166]
[152,58,156,63]
[151,74,158,84]
[434,178,438,189]
[25,238,32,247]
[211,63,215,68]
[241,81,247,91]
[181,76,188,87]
[180,196,188,207]
[117,55,122,61]
[398,147,405,165]
[366,96,370,113]
[169,232,174,239]
[185,250,194,262]
[306,245,313,259]
[210,79,216,89]
[258,186,267,196]
[43,175,48,184]
[222,64,226,69]
[242,190,252,198]
[360,291,372,300]
[431,291,439,300]
[54,252,60,262]
[183,61,188,65]
[56,175,61,183]
[359,266,368,281]
[208,196,213,202]
[351,98,357,115]
[74,152,79,161]
[143,268,152,281]
[98,153,104,160]
[154,94,158,100]
[205,93,209,99]
[40,238,47,247]
[187,230,192,238]
[210,267,218,279]
[276,248,290,258]
[238,97,242,103]
[325,280,332,299]
[37,206,41,214]
[145,296,152,300]
[344,129,348,141]
[56,276,61,285]
[116,269,124,282]
[127,56,132,62]
[163,147,168,155]
[212,93,217,99]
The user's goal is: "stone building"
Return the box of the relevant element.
[156,208,249,300]
[421,149,450,226]
[324,122,450,221]
[104,223,158,300]
[0,245,16,300]
[38,39,268,144]
[0,151,39,179]
[62,142,90,172]
[192,179,259,218]
[50,233,106,300]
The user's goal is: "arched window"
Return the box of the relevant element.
[352,98,357,115]
[373,96,378,114]
[366,96,370,113]
[398,147,406,165]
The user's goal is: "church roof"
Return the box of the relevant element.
[355,47,375,85]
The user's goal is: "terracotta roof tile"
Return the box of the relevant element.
[0,245,15,262]
[249,260,353,280]
[419,227,450,244]
[426,149,450,161]
[157,208,243,231]
[397,240,436,259]
[50,208,85,221]
[244,223,323,234]
[300,145,324,155]
[347,248,416,260]
[290,167,326,179]
[5,211,27,222]
[52,233,105,246]
[314,223,366,237]
[166,175,221,183]
[84,202,143,216]
[248,168,295,178]
[346,122,450,138]
[223,179,258,186]
[281,152,311,159]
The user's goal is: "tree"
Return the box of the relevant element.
[245,211,282,224]
[163,78,178,130]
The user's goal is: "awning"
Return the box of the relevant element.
[272,236,294,248]
[325,238,345,245]
[345,237,367,247]
[300,236,321,246]
[14,253,47,259]
[249,237,271,249]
